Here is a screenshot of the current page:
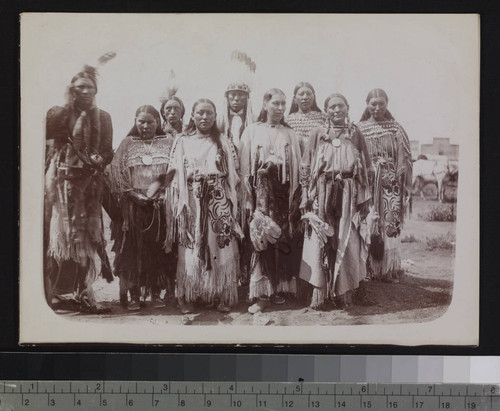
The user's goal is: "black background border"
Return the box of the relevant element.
[1,0,499,379]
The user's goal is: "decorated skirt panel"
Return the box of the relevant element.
[181,174,235,249]
[375,159,403,239]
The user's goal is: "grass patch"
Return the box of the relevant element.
[401,234,418,243]
[418,204,456,222]
[426,232,455,251]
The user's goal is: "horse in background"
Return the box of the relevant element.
[412,154,458,202]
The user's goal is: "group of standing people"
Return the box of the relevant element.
[44,62,412,316]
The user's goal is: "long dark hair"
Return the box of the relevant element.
[185,99,221,138]
[70,66,98,91]
[360,88,395,121]
[288,82,322,114]
[257,88,291,128]
[185,99,228,173]
[66,67,99,106]
[128,105,163,136]
[160,96,186,122]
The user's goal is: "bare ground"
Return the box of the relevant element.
[55,198,456,327]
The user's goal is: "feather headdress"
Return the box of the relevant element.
[220,50,256,143]
[69,51,117,91]
[231,50,256,73]
[159,70,179,105]
[159,70,185,131]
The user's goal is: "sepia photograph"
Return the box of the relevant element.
[19,13,479,344]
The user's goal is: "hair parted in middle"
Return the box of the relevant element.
[360,88,395,121]
[323,93,352,128]
[257,88,291,128]
[185,98,229,174]
[185,98,222,139]
[288,81,322,115]
[324,93,349,111]
[160,96,186,121]
[127,105,164,137]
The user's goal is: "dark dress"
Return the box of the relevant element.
[108,134,177,304]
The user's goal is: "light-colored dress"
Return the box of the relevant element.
[286,111,326,153]
[299,123,371,307]
[357,119,412,280]
[238,122,302,299]
[168,133,241,306]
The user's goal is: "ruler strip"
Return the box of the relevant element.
[0,382,498,411]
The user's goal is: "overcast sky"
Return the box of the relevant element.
[22,14,478,149]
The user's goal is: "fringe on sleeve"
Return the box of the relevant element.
[299,127,317,209]
[237,126,255,231]
[351,126,372,206]
[286,128,302,236]
[168,135,196,247]
[106,136,133,202]
[221,136,244,238]
[162,137,176,253]
[395,122,413,187]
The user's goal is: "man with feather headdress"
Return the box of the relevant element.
[44,53,115,313]
[159,71,186,137]
[218,50,257,146]
[219,82,254,146]
[218,51,257,286]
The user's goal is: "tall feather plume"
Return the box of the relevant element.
[97,51,117,66]
[231,50,257,73]
[160,69,178,104]
[81,52,117,84]
[226,50,257,93]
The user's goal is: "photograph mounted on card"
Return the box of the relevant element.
[19,13,479,345]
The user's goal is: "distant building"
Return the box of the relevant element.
[421,138,459,160]
[411,138,459,161]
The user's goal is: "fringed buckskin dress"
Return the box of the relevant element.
[357,119,412,281]
[168,134,241,307]
[299,122,372,308]
[238,122,302,300]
